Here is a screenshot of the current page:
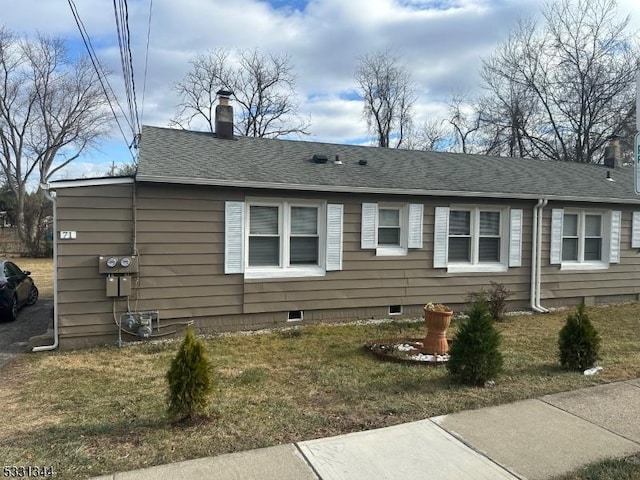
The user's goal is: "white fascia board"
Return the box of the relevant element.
[134,174,640,205]
[48,177,135,189]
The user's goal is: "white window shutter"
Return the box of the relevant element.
[224,201,245,274]
[509,209,523,267]
[632,212,640,248]
[433,207,450,268]
[408,203,424,249]
[610,210,622,264]
[326,204,344,271]
[550,209,563,265]
[361,203,378,249]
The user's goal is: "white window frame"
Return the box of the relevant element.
[224,198,344,279]
[552,209,616,271]
[446,207,507,273]
[245,198,326,279]
[377,203,408,256]
[361,202,423,256]
[433,204,523,273]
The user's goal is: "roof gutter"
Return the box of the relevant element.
[32,183,59,352]
[134,174,640,205]
[530,198,549,313]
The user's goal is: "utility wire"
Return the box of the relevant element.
[67,0,136,161]
[113,0,141,144]
[140,0,153,131]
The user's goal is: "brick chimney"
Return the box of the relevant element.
[603,136,621,168]
[215,89,234,140]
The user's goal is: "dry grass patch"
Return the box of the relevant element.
[1,304,639,479]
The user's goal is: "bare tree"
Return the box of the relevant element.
[446,93,485,154]
[355,49,416,148]
[0,29,111,255]
[404,118,449,151]
[172,48,310,138]
[480,0,638,162]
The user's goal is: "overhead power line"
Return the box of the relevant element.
[113,0,142,144]
[140,0,153,130]
[67,0,136,161]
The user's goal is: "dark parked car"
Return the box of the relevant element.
[0,260,38,322]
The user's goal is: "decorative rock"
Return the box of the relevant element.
[583,366,603,376]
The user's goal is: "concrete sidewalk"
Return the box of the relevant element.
[92,379,640,480]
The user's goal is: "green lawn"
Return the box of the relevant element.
[0,303,639,479]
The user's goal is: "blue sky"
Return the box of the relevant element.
[3,0,639,180]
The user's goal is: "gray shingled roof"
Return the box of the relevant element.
[136,125,639,204]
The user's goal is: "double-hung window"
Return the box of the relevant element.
[561,213,602,262]
[248,205,280,266]
[361,203,424,256]
[225,199,343,278]
[448,209,502,265]
[551,209,620,270]
[378,208,402,247]
[248,202,320,272]
[434,206,522,273]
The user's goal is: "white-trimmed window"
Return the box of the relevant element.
[434,206,522,273]
[361,203,423,256]
[551,209,620,270]
[224,200,343,278]
[247,204,320,267]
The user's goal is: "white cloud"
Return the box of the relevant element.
[3,0,638,175]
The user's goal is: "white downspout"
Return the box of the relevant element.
[535,199,549,312]
[530,199,544,312]
[32,184,58,352]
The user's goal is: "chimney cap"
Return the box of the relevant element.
[216,89,233,97]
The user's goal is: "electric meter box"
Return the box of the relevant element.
[98,255,139,274]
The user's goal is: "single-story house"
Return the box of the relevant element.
[43,98,640,349]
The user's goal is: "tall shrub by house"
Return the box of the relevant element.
[447,300,503,386]
[558,305,601,371]
[166,327,214,421]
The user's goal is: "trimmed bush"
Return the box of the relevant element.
[558,305,601,371]
[468,281,513,322]
[447,300,504,386]
[166,327,214,421]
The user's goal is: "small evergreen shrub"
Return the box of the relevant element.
[166,327,214,421]
[447,300,504,386]
[558,305,601,371]
[468,281,513,322]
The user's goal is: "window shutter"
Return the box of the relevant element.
[509,209,523,267]
[433,207,450,268]
[326,204,343,271]
[632,212,640,248]
[408,203,424,249]
[609,210,622,264]
[361,203,378,249]
[550,209,563,265]
[225,201,245,274]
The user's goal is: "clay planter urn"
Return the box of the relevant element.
[423,302,453,355]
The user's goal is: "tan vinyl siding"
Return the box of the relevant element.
[57,182,640,350]
[242,196,533,314]
[539,204,640,305]
[56,184,135,347]
[132,184,244,320]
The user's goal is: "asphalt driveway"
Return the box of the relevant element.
[0,299,53,368]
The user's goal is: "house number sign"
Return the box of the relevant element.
[60,231,77,240]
